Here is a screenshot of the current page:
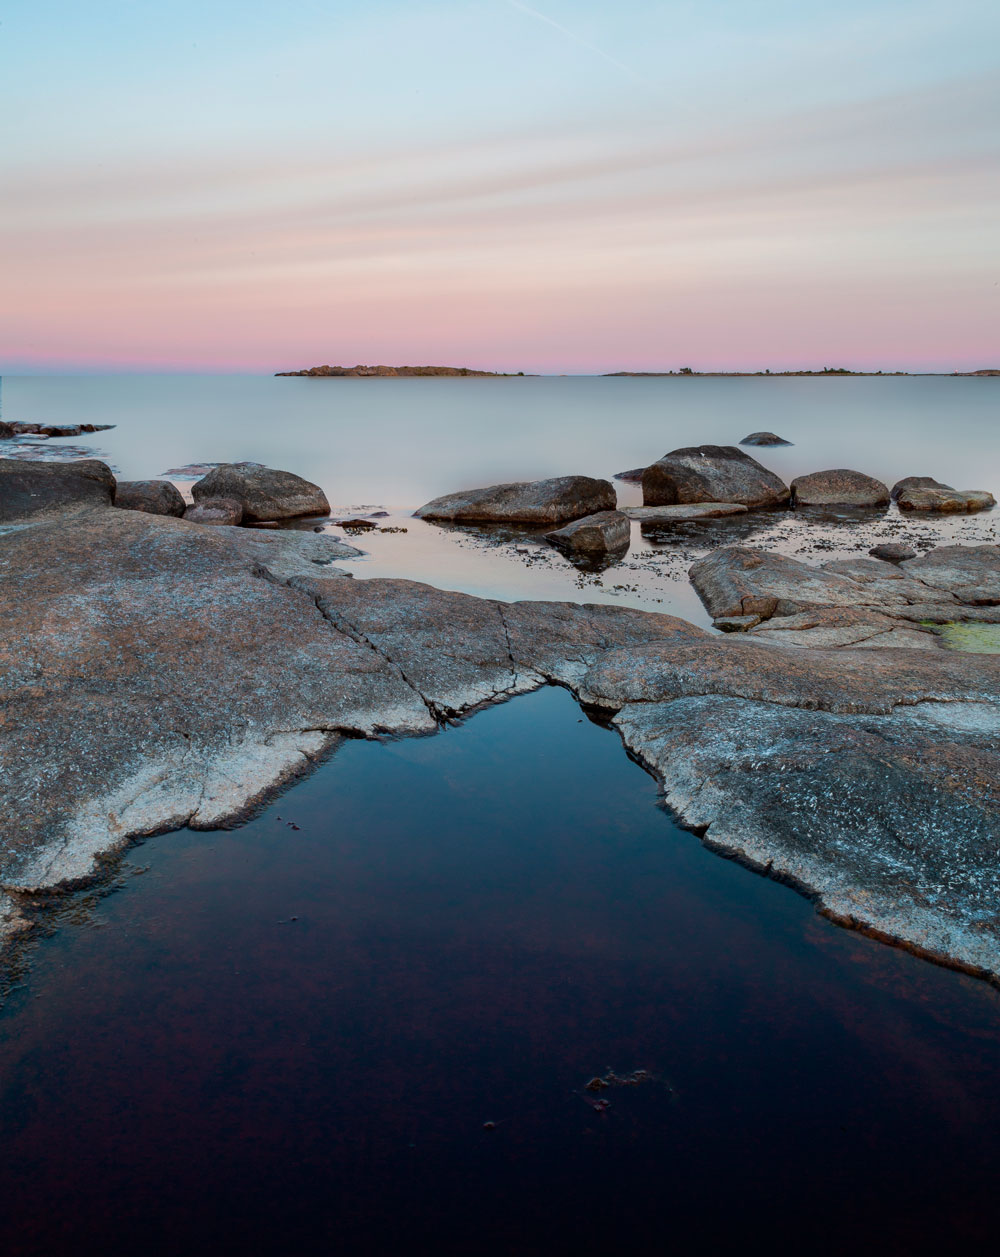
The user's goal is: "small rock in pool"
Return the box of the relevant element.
[870,542,917,563]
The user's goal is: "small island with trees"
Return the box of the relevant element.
[275,364,526,377]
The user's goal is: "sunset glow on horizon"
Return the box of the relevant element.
[3,0,998,373]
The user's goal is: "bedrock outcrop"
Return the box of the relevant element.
[2,503,1000,986]
[690,545,1000,646]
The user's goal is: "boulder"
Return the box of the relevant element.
[545,510,630,560]
[415,476,616,525]
[739,431,792,446]
[0,458,115,522]
[0,421,13,440]
[625,503,747,522]
[890,475,950,500]
[192,462,330,522]
[869,543,917,563]
[790,468,889,508]
[897,486,995,513]
[114,479,186,518]
[185,498,244,526]
[613,467,646,483]
[641,445,790,509]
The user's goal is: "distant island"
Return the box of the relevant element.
[275,364,526,377]
[604,367,1000,377]
[276,363,999,378]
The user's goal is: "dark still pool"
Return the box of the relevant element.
[1,686,998,1256]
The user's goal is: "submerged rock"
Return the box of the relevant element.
[185,498,244,526]
[192,462,330,522]
[545,510,630,560]
[0,458,115,521]
[641,446,790,510]
[415,476,615,525]
[790,469,889,508]
[114,479,186,518]
[739,431,792,446]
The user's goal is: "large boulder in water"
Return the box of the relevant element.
[790,468,889,508]
[0,458,115,522]
[641,445,789,509]
[192,462,329,522]
[114,479,186,518]
[0,421,13,440]
[545,510,630,560]
[415,476,615,525]
[891,476,995,513]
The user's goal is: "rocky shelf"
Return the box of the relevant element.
[1,463,999,990]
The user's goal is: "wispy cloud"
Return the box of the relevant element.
[502,0,649,85]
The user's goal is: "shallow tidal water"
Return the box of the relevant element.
[2,377,1000,1251]
[2,374,998,621]
[2,689,1000,1255]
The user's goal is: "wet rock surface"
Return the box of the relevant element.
[790,468,890,508]
[2,502,1000,987]
[415,476,615,525]
[114,479,186,517]
[642,445,790,510]
[192,462,330,521]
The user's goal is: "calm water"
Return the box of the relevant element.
[2,688,1000,1256]
[3,377,1000,1251]
[3,374,997,618]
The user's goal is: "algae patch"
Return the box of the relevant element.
[932,622,1000,654]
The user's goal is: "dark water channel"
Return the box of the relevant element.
[2,686,999,1255]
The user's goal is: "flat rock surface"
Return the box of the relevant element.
[415,476,615,525]
[3,505,1000,987]
[689,545,999,638]
[897,486,996,513]
[625,503,748,522]
[642,445,790,509]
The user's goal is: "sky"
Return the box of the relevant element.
[1,0,998,373]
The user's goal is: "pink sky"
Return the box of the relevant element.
[3,1,998,372]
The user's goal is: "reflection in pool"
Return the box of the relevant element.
[1,686,998,1254]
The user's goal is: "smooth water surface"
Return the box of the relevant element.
[2,688,999,1255]
[4,374,999,504]
[3,375,997,617]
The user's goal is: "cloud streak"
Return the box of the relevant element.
[502,0,648,84]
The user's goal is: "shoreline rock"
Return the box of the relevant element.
[192,462,330,522]
[2,500,1000,988]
